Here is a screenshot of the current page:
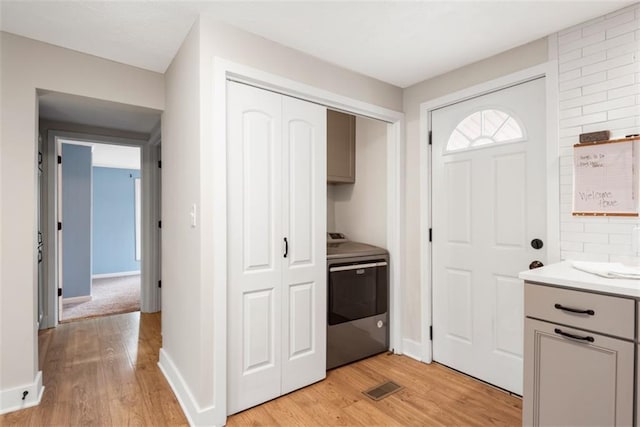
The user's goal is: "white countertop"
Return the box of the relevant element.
[519,261,640,298]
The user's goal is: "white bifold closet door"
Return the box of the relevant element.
[227,81,327,415]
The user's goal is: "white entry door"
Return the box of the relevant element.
[431,78,546,395]
[227,81,326,414]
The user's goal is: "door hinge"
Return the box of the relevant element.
[428,130,433,146]
[158,221,162,229]
[430,325,433,341]
[57,155,62,164]
[57,222,62,231]
[57,288,62,297]
[158,280,161,288]
[429,228,432,242]
[158,160,162,168]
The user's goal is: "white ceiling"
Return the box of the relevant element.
[1,1,634,88]
[39,91,162,134]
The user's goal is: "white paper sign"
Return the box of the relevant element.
[573,140,637,215]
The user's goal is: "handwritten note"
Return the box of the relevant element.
[573,140,637,215]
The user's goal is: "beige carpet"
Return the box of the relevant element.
[62,275,141,322]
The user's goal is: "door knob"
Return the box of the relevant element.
[531,238,543,249]
[529,260,544,269]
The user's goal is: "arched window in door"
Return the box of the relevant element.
[446,108,525,152]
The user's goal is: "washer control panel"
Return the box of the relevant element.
[327,232,347,243]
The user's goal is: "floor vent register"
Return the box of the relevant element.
[362,380,404,401]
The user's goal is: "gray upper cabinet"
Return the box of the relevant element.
[327,110,355,184]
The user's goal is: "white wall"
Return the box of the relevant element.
[0,31,163,413]
[327,188,336,231]
[329,116,388,248]
[160,16,402,425]
[401,38,548,343]
[555,4,640,263]
[159,18,206,422]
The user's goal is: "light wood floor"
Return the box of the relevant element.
[0,312,187,426]
[1,312,522,426]
[228,354,522,426]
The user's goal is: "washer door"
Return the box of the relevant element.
[328,261,387,325]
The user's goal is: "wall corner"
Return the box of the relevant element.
[547,33,559,61]
[158,348,225,427]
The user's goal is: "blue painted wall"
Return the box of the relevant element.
[62,144,92,298]
[92,167,141,274]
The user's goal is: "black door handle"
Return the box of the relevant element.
[554,303,595,316]
[529,260,544,269]
[531,238,543,249]
[554,328,594,343]
[283,237,288,258]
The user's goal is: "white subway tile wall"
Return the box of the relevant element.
[556,3,640,263]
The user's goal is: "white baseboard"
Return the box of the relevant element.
[158,348,224,426]
[402,338,424,362]
[62,295,91,304]
[0,371,44,415]
[92,270,140,279]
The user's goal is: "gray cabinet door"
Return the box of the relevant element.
[524,318,633,427]
[327,110,355,183]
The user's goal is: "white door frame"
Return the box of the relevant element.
[418,61,560,362]
[44,130,161,328]
[212,57,405,423]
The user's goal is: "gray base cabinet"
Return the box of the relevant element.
[524,317,634,426]
[521,264,640,427]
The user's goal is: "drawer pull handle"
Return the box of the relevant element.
[554,328,594,343]
[554,303,595,316]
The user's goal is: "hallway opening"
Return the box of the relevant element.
[37,91,162,329]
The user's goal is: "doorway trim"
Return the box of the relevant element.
[44,130,161,328]
[210,57,405,426]
[418,61,560,363]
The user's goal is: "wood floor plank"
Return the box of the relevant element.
[342,399,405,427]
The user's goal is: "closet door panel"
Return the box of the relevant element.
[287,119,314,265]
[281,96,327,394]
[227,81,283,415]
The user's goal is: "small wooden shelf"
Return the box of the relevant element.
[573,135,640,147]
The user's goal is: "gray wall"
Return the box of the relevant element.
[61,143,92,298]
[0,30,163,397]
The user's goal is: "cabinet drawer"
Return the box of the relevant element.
[524,283,635,339]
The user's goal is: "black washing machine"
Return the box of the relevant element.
[326,233,389,369]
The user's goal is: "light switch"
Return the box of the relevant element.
[190,204,197,228]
